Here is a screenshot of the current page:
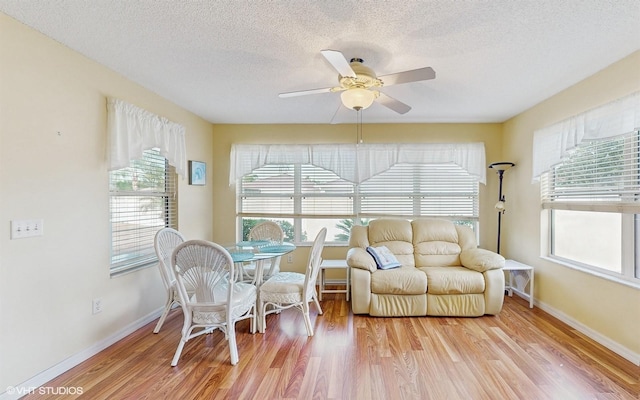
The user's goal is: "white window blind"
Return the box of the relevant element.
[240,164,354,218]
[541,130,640,213]
[359,163,478,219]
[110,149,178,274]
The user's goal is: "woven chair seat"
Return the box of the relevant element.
[193,283,257,324]
[260,272,305,304]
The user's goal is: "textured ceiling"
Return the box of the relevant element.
[1,1,639,124]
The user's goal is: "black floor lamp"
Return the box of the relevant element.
[488,162,515,254]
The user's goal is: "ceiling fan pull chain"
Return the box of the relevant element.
[357,109,363,144]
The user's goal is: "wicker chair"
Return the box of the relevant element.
[259,228,326,336]
[241,221,285,282]
[170,240,256,366]
[153,228,187,333]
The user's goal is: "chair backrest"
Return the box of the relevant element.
[303,228,327,299]
[248,221,284,243]
[154,228,186,289]
[171,240,236,309]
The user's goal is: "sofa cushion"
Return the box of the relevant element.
[412,219,464,267]
[414,242,462,267]
[371,267,427,295]
[367,218,415,267]
[420,266,485,294]
[369,218,412,243]
[366,246,401,270]
[412,218,459,243]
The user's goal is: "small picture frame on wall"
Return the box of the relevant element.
[188,160,206,185]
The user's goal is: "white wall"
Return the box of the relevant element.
[0,13,214,391]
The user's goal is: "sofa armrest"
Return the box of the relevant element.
[346,247,377,273]
[460,248,505,272]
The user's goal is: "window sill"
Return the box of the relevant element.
[540,256,640,290]
[110,262,155,278]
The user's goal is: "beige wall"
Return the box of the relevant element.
[502,51,640,357]
[0,14,214,389]
[211,123,503,267]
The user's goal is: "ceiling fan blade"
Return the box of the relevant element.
[378,67,435,86]
[321,49,356,77]
[279,87,333,98]
[376,92,412,114]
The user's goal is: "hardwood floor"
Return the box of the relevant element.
[25,294,638,399]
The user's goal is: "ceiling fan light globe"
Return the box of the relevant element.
[341,88,376,110]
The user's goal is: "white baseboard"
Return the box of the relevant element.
[510,290,640,366]
[0,308,162,400]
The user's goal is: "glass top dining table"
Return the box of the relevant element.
[226,241,296,286]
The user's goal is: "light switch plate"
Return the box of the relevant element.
[10,219,44,239]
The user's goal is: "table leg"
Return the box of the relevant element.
[319,268,325,301]
[253,259,265,333]
[529,269,534,308]
[346,267,350,301]
[508,270,513,297]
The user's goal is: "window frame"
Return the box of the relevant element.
[237,161,479,245]
[541,130,640,287]
[109,148,178,276]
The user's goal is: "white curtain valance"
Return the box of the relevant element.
[230,142,486,185]
[532,91,640,182]
[107,98,187,177]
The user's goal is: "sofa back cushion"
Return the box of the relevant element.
[367,219,415,268]
[349,218,480,269]
[412,219,474,267]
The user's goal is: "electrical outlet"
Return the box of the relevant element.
[10,219,44,239]
[287,254,293,263]
[92,298,103,314]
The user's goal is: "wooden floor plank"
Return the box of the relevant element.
[21,294,639,400]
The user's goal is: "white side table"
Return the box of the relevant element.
[503,259,534,308]
[319,259,350,301]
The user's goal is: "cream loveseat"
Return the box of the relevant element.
[347,218,505,317]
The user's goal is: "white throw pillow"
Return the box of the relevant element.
[366,246,401,270]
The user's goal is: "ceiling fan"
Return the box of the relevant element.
[279,49,436,114]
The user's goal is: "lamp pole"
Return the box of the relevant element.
[496,169,505,254]
[488,162,515,254]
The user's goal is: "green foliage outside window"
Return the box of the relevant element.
[242,219,298,242]
[334,218,370,241]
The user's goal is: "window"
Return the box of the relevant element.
[541,130,640,282]
[109,149,178,275]
[238,162,478,244]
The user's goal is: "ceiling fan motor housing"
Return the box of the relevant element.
[339,59,383,89]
